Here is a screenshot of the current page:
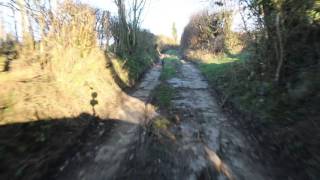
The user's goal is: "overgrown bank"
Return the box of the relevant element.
[181,2,320,179]
[0,1,158,179]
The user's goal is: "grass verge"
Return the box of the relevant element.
[154,53,180,109]
[160,56,180,81]
[197,51,273,119]
[192,50,320,179]
[152,83,174,109]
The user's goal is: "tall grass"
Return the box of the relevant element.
[0,1,120,123]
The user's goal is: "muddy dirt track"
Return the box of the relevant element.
[54,58,275,180]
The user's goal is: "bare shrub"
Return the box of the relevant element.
[181,10,229,54]
[156,35,178,52]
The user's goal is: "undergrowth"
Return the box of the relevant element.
[0,1,157,179]
[199,51,275,121]
[195,49,320,178]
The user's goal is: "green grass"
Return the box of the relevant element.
[153,84,174,108]
[113,51,156,87]
[199,51,274,121]
[199,51,248,78]
[152,54,179,112]
[125,54,154,82]
[160,56,180,81]
[199,51,296,124]
[164,49,178,56]
[196,49,320,177]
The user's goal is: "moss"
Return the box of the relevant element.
[153,117,171,129]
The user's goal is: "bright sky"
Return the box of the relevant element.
[81,0,212,38]
[142,0,211,38]
[81,0,247,38]
[1,0,246,39]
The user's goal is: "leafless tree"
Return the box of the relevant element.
[113,0,147,54]
[128,0,147,47]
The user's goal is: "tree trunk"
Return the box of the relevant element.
[274,13,285,83]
